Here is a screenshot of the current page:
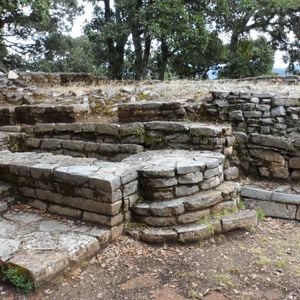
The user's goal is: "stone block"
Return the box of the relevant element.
[177,209,210,224]
[183,191,223,211]
[175,185,199,197]
[123,180,138,197]
[141,177,177,188]
[150,200,185,217]
[245,198,297,219]
[289,157,300,169]
[271,192,300,205]
[224,167,239,180]
[140,228,178,243]
[177,224,210,243]
[48,205,82,218]
[63,196,122,216]
[137,216,177,227]
[229,110,244,121]
[221,210,257,231]
[271,106,286,117]
[83,212,123,227]
[178,172,203,184]
[249,149,285,165]
[241,187,271,201]
[204,166,221,179]
[201,176,221,190]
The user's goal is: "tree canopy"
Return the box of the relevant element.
[1,0,299,79]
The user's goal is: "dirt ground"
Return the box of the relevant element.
[1,217,300,300]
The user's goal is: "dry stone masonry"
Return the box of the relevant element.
[2,81,300,286]
[0,104,89,126]
[242,186,300,220]
[204,92,300,180]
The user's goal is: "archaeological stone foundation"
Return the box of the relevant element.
[0,73,299,286]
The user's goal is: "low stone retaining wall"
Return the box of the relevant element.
[118,101,202,123]
[0,150,140,236]
[24,121,234,154]
[237,75,300,84]
[202,91,300,180]
[242,186,300,221]
[19,72,104,86]
[236,132,300,179]
[205,91,299,136]
[0,104,89,125]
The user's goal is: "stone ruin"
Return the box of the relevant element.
[0,73,299,287]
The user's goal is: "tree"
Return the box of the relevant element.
[204,0,300,63]
[170,32,226,79]
[220,37,274,78]
[86,0,131,79]
[30,35,98,73]
[0,0,81,70]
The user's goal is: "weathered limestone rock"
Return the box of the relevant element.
[249,149,285,165]
[241,187,272,201]
[289,157,300,169]
[221,210,257,231]
[245,198,297,219]
[224,167,239,180]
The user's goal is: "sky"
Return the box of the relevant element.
[71,3,288,69]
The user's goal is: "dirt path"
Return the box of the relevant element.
[1,218,300,300]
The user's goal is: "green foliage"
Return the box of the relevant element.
[0,0,81,68]
[2,266,34,293]
[256,208,265,221]
[220,37,274,78]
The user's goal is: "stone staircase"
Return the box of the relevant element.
[123,150,257,243]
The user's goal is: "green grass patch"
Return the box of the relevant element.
[2,266,34,293]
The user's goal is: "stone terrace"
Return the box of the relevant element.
[3,86,299,287]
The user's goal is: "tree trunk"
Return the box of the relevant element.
[229,31,241,58]
[158,39,169,81]
[131,0,152,80]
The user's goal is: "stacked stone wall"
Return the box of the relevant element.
[0,104,89,125]
[203,92,300,180]
[19,72,104,86]
[24,121,234,155]
[0,151,140,233]
[118,101,202,123]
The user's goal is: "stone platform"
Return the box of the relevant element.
[0,210,110,285]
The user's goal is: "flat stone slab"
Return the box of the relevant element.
[241,186,300,205]
[0,210,110,285]
[123,149,225,176]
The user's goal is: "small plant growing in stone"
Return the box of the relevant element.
[256,208,265,221]
[237,200,245,210]
[2,266,34,293]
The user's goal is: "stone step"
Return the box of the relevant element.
[128,210,258,243]
[133,181,240,219]
[0,210,111,286]
[23,120,234,155]
[124,150,225,201]
[25,138,144,161]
